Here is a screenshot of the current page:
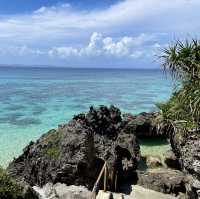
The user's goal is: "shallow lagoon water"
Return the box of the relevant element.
[139,138,171,160]
[0,67,173,167]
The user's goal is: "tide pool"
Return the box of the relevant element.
[0,67,173,167]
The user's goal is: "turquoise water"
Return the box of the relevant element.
[0,67,172,167]
[139,138,171,161]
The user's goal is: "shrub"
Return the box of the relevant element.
[0,167,23,199]
[158,39,200,130]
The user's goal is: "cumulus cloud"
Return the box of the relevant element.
[48,32,158,59]
[1,32,157,60]
[0,0,199,66]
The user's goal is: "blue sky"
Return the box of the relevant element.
[0,0,199,68]
[0,0,119,14]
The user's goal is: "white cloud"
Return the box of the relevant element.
[83,32,103,56]
[0,0,199,45]
[1,32,154,59]
[102,33,155,57]
[33,3,71,14]
[0,45,44,57]
[0,0,200,66]
[48,46,79,58]
[48,32,156,59]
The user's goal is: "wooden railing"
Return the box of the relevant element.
[91,161,118,199]
[91,162,107,199]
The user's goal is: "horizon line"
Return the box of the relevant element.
[0,64,161,70]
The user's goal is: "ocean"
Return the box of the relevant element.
[0,67,173,167]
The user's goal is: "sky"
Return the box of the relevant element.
[0,0,199,68]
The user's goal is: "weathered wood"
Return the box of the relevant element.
[104,164,107,192]
[91,162,107,199]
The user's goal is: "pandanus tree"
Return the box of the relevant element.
[158,39,200,130]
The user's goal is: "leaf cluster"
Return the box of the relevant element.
[158,39,200,129]
[0,167,23,199]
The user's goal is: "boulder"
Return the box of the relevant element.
[164,150,180,170]
[137,168,187,196]
[145,155,162,168]
[34,183,92,199]
[23,184,40,199]
[126,185,178,199]
[7,106,140,189]
[98,185,179,199]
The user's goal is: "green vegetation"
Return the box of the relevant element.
[158,39,200,131]
[0,167,23,199]
[42,129,61,159]
[42,129,58,144]
[43,144,60,159]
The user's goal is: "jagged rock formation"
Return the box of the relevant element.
[8,105,196,198]
[169,130,200,198]
[7,106,140,189]
[122,112,163,138]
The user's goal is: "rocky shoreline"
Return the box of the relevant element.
[6,105,200,198]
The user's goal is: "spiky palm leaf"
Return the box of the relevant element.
[158,39,200,130]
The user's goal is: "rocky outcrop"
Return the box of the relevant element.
[122,112,164,138]
[169,130,200,198]
[137,168,187,196]
[7,106,140,189]
[9,105,194,198]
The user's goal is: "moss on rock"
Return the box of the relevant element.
[43,144,60,159]
[42,130,62,159]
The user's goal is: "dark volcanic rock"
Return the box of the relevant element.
[137,168,187,196]
[7,105,140,189]
[122,112,164,138]
[164,150,181,170]
[169,130,200,198]
[23,184,40,199]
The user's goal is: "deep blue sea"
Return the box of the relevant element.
[0,67,173,167]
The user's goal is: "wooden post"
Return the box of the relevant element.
[91,162,107,199]
[104,163,107,192]
[114,171,118,192]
